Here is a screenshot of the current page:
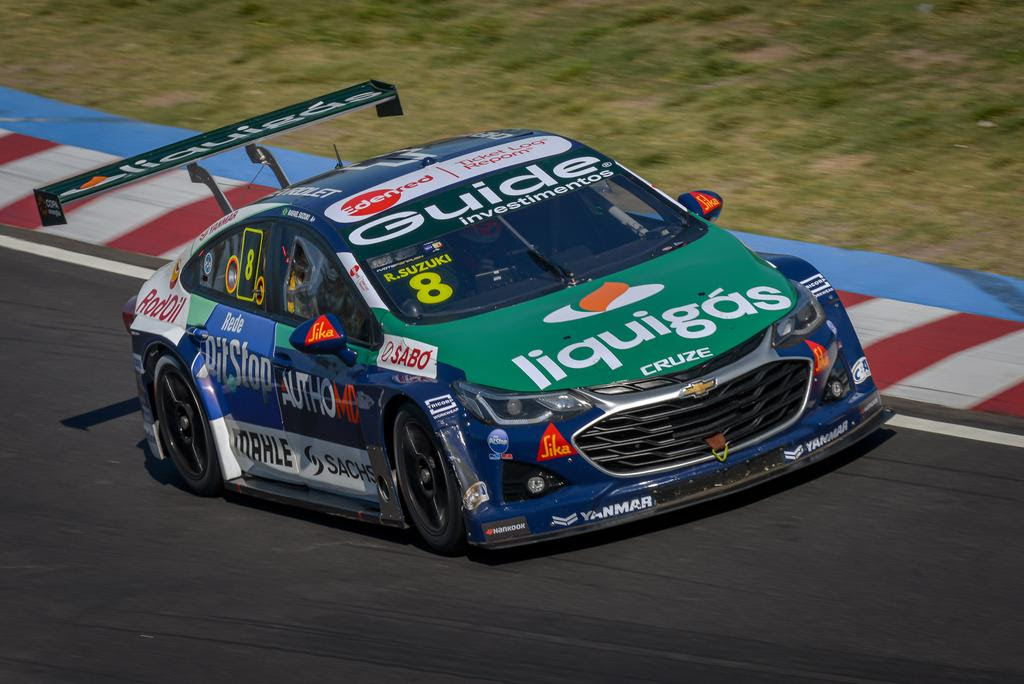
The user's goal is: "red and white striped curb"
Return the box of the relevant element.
[0,128,274,258]
[2,128,1023,418]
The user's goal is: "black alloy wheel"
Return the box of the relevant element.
[153,355,222,496]
[394,408,466,554]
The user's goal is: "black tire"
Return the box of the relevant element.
[153,355,222,496]
[393,407,466,554]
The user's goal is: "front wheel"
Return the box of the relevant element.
[153,355,222,496]
[393,408,466,554]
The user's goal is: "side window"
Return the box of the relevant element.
[280,228,372,345]
[195,224,269,311]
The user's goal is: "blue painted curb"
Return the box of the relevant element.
[2,85,1022,322]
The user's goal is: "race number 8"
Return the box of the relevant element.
[409,271,452,304]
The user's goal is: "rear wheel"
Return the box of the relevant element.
[393,408,466,554]
[153,355,222,496]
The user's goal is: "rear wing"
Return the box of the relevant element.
[33,79,402,226]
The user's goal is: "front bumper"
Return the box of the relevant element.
[473,401,892,549]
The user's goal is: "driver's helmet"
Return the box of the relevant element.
[286,240,317,317]
[462,219,503,244]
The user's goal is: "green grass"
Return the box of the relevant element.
[1,0,1022,275]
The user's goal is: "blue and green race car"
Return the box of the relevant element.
[35,81,888,553]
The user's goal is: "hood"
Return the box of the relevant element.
[382,227,796,391]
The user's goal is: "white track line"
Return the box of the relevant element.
[0,234,1021,448]
[0,234,154,279]
[887,414,1024,448]
[845,298,955,347]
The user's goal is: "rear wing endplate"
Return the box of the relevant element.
[33,79,402,226]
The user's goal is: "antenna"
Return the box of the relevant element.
[333,143,344,169]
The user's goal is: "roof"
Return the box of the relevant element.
[253,129,574,218]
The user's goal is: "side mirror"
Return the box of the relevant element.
[289,313,357,366]
[678,190,723,222]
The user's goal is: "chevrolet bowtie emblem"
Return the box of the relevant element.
[680,378,717,399]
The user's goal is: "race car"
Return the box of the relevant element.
[35,81,890,553]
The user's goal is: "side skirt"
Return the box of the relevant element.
[223,475,409,529]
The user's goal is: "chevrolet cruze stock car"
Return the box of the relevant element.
[35,81,890,553]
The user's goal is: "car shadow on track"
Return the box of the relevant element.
[468,428,898,565]
[136,438,195,492]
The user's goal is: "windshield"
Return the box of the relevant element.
[348,151,707,322]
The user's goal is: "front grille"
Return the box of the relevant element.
[587,328,767,395]
[574,360,810,475]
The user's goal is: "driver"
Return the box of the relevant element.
[456,219,506,273]
[285,240,317,318]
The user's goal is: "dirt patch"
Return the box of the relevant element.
[736,44,798,64]
[810,153,875,175]
[140,91,200,108]
[893,48,968,71]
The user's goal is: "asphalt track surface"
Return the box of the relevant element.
[1,233,1023,683]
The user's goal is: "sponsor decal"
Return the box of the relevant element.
[690,191,721,214]
[337,252,387,309]
[221,311,244,333]
[305,315,341,345]
[537,422,575,461]
[380,253,453,282]
[705,432,729,462]
[273,185,342,199]
[782,444,804,460]
[136,288,187,323]
[202,251,214,276]
[483,516,530,540]
[225,255,240,294]
[784,419,851,461]
[513,286,793,389]
[377,334,438,379]
[393,373,434,384]
[826,319,838,335]
[326,136,572,227]
[487,428,509,460]
[681,377,717,399]
[580,495,654,522]
[36,192,61,221]
[304,446,376,485]
[643,347,713,377]
[805,339,830,375]
[422,240,444,253]
[544,281,664,323]
[279,371,360,424]
[283,208,315,222]
[800,273,834,298]
[859,392,881,417]
[233,427,296,470]
[202,336,274,395]
[57,89,389,200]
[169,258,182,288]
[426,394,459,420]
[336,153,615,247]
[851,356,871,384]
[198,209,239,242]
[550,513,578,527]
[338,175,437,219]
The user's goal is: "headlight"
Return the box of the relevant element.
[451,381,592,425]
[773,281,826,347]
